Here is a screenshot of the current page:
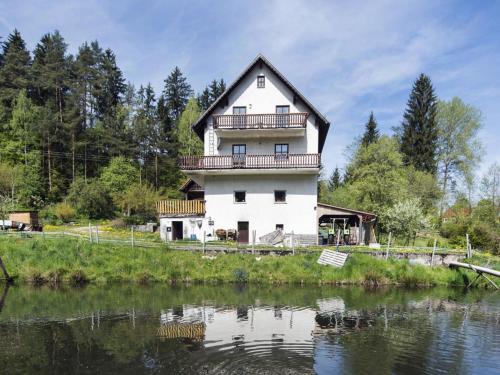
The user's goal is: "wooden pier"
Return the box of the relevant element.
[448,261,499,289]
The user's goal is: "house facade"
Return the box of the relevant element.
[158,55,330,244]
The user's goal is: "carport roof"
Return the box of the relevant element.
[317,203,377,219]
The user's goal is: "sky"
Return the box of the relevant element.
[1,0,499,178]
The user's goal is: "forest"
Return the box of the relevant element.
[0,29,498,253]
[0,29,212,223]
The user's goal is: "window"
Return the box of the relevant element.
[232,144,246,155]
[276,224,284,231]
[232,106,247,115]
[275,105,290,114]
[275,144,289,154]
[276,105,290,127]
[234,191,246,203]
[232,144,246,167]
[275,144,289,161]
[257,75,265,88]
[274,190,286,203]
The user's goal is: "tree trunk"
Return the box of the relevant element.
[72,132,75,183]
[155,153,158,190]
[47,136,52,192]
[58,87,63,124]
[440,163,450,217]
[84,144,87,184]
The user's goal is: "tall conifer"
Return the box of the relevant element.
[0,30,31,117]
[400,73,438,174]
[361,112,379,147]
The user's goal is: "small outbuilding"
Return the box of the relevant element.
[317,203,377,245]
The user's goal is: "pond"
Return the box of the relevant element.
[0,284,498,374]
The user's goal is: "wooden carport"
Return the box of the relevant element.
[317,203,377,245]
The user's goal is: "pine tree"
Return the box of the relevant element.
[0,30,31,118]
[31,31,70,194]
[400,73,438,174]
[95,48,125,120]
[328,167,341,191]
[361,112,379,147]
[162,66,193,123]
[197,87,211,111]
[198,78,226,111]
[73,42,100,128]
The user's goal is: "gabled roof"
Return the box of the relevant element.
[192,54,331,152]
[179,178,203,193]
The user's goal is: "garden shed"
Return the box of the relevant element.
[317,203,377,245]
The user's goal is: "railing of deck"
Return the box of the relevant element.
[179,153,321,170]
[213,113,308,129]
[156,200,205,216]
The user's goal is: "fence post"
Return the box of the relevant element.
[431,238,437,267]
[385,232,392,260]
[203,230,206,254]
[95,225,99,244]
[291,231,295,256]
[89,222,92,243]
[252,230,256,255]
[466,233,470,258]
[131,226,135,247]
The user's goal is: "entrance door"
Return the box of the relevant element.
[172,221,183,241]
[237,221,249,244]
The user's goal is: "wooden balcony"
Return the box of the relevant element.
[156,200,205,217]
[213,113,308,129]
[179,154,321,171]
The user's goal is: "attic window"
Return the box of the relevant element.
[257,75,265,88]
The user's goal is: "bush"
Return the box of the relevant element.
[39,205,58,225]
[67,178,114,219]
[110,218,126,229]
[54,203,76,223]
[469,223,499,254]
[233,268,249,283]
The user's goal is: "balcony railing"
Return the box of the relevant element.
[156,200,205,216]
[179,154,321,170]
[213,113,308,129]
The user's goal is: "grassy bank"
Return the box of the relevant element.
[0,237,497,287]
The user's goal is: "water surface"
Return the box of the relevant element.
[0,284,498,374]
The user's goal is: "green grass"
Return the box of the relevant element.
[0,237,497,287]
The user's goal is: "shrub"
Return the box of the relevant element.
[54,203,76,223]
[469,223,499,254]
[233,268,249,283]
[39,205,58,225]
[67,178,114,219]
[110,218,126,229]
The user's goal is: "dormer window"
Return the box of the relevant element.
[257,75,265,88]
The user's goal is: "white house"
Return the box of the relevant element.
[158,54,331,245]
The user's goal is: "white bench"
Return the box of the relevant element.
[317,250,349,268]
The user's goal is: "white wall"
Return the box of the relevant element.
[204,174,318,240]
[159,217,215,242]
[204,64,319,156]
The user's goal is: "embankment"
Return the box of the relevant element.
[0,237,497,287]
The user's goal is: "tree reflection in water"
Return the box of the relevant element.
[0,284,498,374]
